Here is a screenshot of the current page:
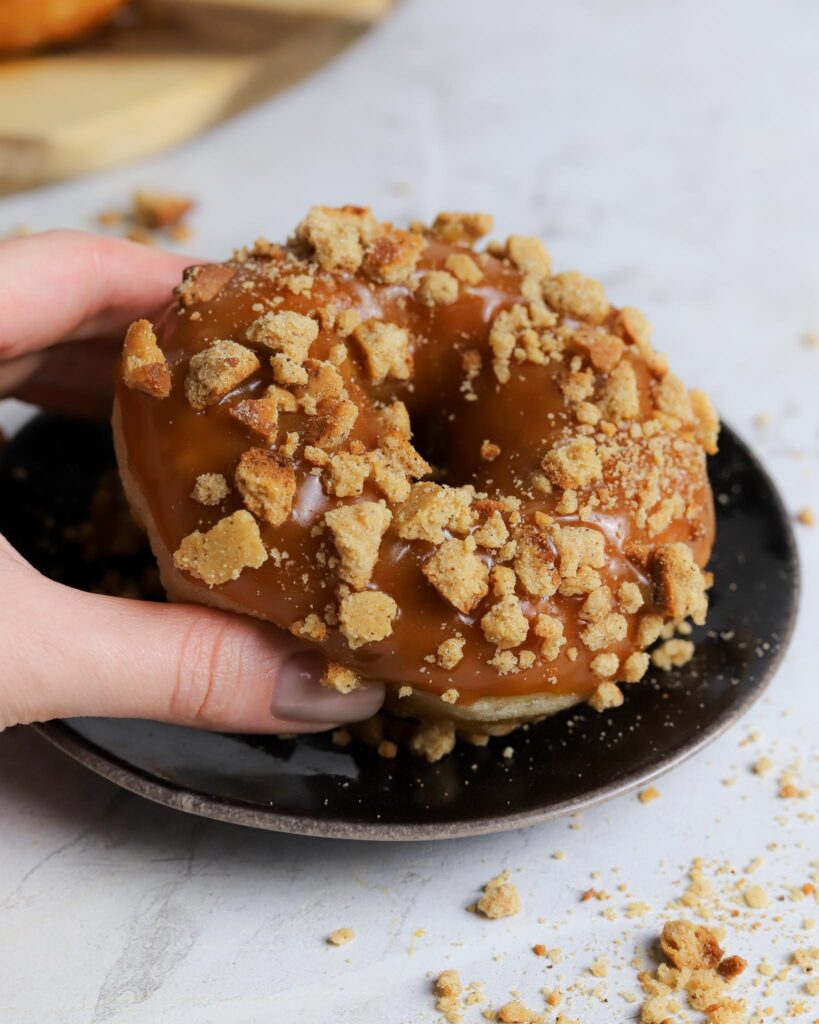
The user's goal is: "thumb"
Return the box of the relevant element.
[0,540,384,733]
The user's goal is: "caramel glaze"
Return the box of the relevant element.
[116,240,715,704]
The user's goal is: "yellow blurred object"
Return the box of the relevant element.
[0,0,127,51]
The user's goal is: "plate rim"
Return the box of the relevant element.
[28,422,801,841]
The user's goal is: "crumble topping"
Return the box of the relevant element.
[541,270,610,324]
[173,510,267,586]
[338,590,398,649]
[363,228,426,284]
[445,251,483,284]
[352,319,413,382]
[246,309,318,363]
[652,638,696,670]
[324,501,392,590]
[417,270,459,306]
[295,205,377,273]
[395,483,475,544]
[588,681,624,711]
[430,211,494,244]
[234,448,296,527]
[305,398,358,449]
[436,636,466,669]
[409,720,456,762]
[326,927,355,946]
[481,594,529,650]
[190,472,229,506]
[423,537,489,614]
[228,387,289,443]
[175,264,235,307]
[320,663,361,694]
[542,437,602,489]
[184,340,260,410]
[290,613,328,642]
[475,871,521,920]
[121,319,171,398]
[651,542,709,624]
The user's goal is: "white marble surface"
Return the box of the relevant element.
[1,1,818,1021]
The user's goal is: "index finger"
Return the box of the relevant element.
[0,229,195,359]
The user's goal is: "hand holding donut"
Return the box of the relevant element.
[0,231,384,733]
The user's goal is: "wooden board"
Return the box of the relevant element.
[0,1,385,193]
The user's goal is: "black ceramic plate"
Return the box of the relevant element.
[1,415,799,840]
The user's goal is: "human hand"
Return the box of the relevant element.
[0,230,384,733]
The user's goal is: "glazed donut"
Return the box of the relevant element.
[0,0,124,51]
[114,207,718,737]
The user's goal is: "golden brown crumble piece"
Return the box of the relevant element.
[376,430,431,479]
[338,590,397,649]
[184,340,260,410]
[574,328,625,372]
[270,353,308,386]
[228,389,283,443]
[246,310,318,364]
[324,501,392,590]
[588,681,624,711]
[476,871,521,919]
[121,319,171,398]
[295,205,377,274]
[377,400,411,438]
[235,448,296,527]
[480,440,501,462]
[497,1001,541,1024]
[290,613,328,642]
[377,739,398,759]
[294,359,345,413]
[336,308,361,338]
[436,636,465,669]
[395,482,475,544]
[175,264,235,307]
[661,920,724,970]
[173,510,267,586]
[352,319,413,383]
[652,638,695,670]
[441,688,459,704]
[514,527,559,597]
[423,537,489,614]
[600,360,640,420]
[444,251,483,285]
[190,472,229,506]
[618,580,644,614]
[650,542,708,624]
[590,652,619,678]
[305,398,358,449]
[471,510,507,552]
[550,524,606,578]
[797,505,816,526]
[327,927,355,946]
[481,594,529,650]
[690,389,720,454]
[320,663,361,694]
[506,235,552,277]
[410,720,456,763]
[542,437,602,489]
[416,270,459,306]
[491,565,516,596]
[534,614,565,661]
[434,970,463,1024]
[430,211,493,244]
[580,584,611,621]
[132,190,193,229]
[323,451,371,497]
[581,611,627,651]
[542,270,610,324]
[716,956,747,981]
[363,228,426,285]
[621,651,650,683]
[654,372,694,421]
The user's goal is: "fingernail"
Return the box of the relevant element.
[271,651,384,724]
